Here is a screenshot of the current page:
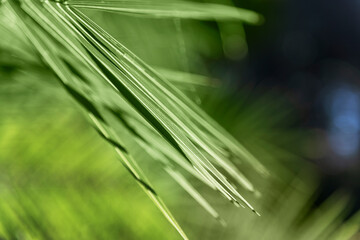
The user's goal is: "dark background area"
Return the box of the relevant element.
[218,0,360,216]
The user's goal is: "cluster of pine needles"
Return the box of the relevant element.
[0,0,359,239]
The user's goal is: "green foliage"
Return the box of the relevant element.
[0,0,359,239]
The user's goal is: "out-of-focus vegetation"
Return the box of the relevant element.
[0,0,359,239]
[0,91,180,239]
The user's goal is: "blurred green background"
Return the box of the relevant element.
[0,0,359,239]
